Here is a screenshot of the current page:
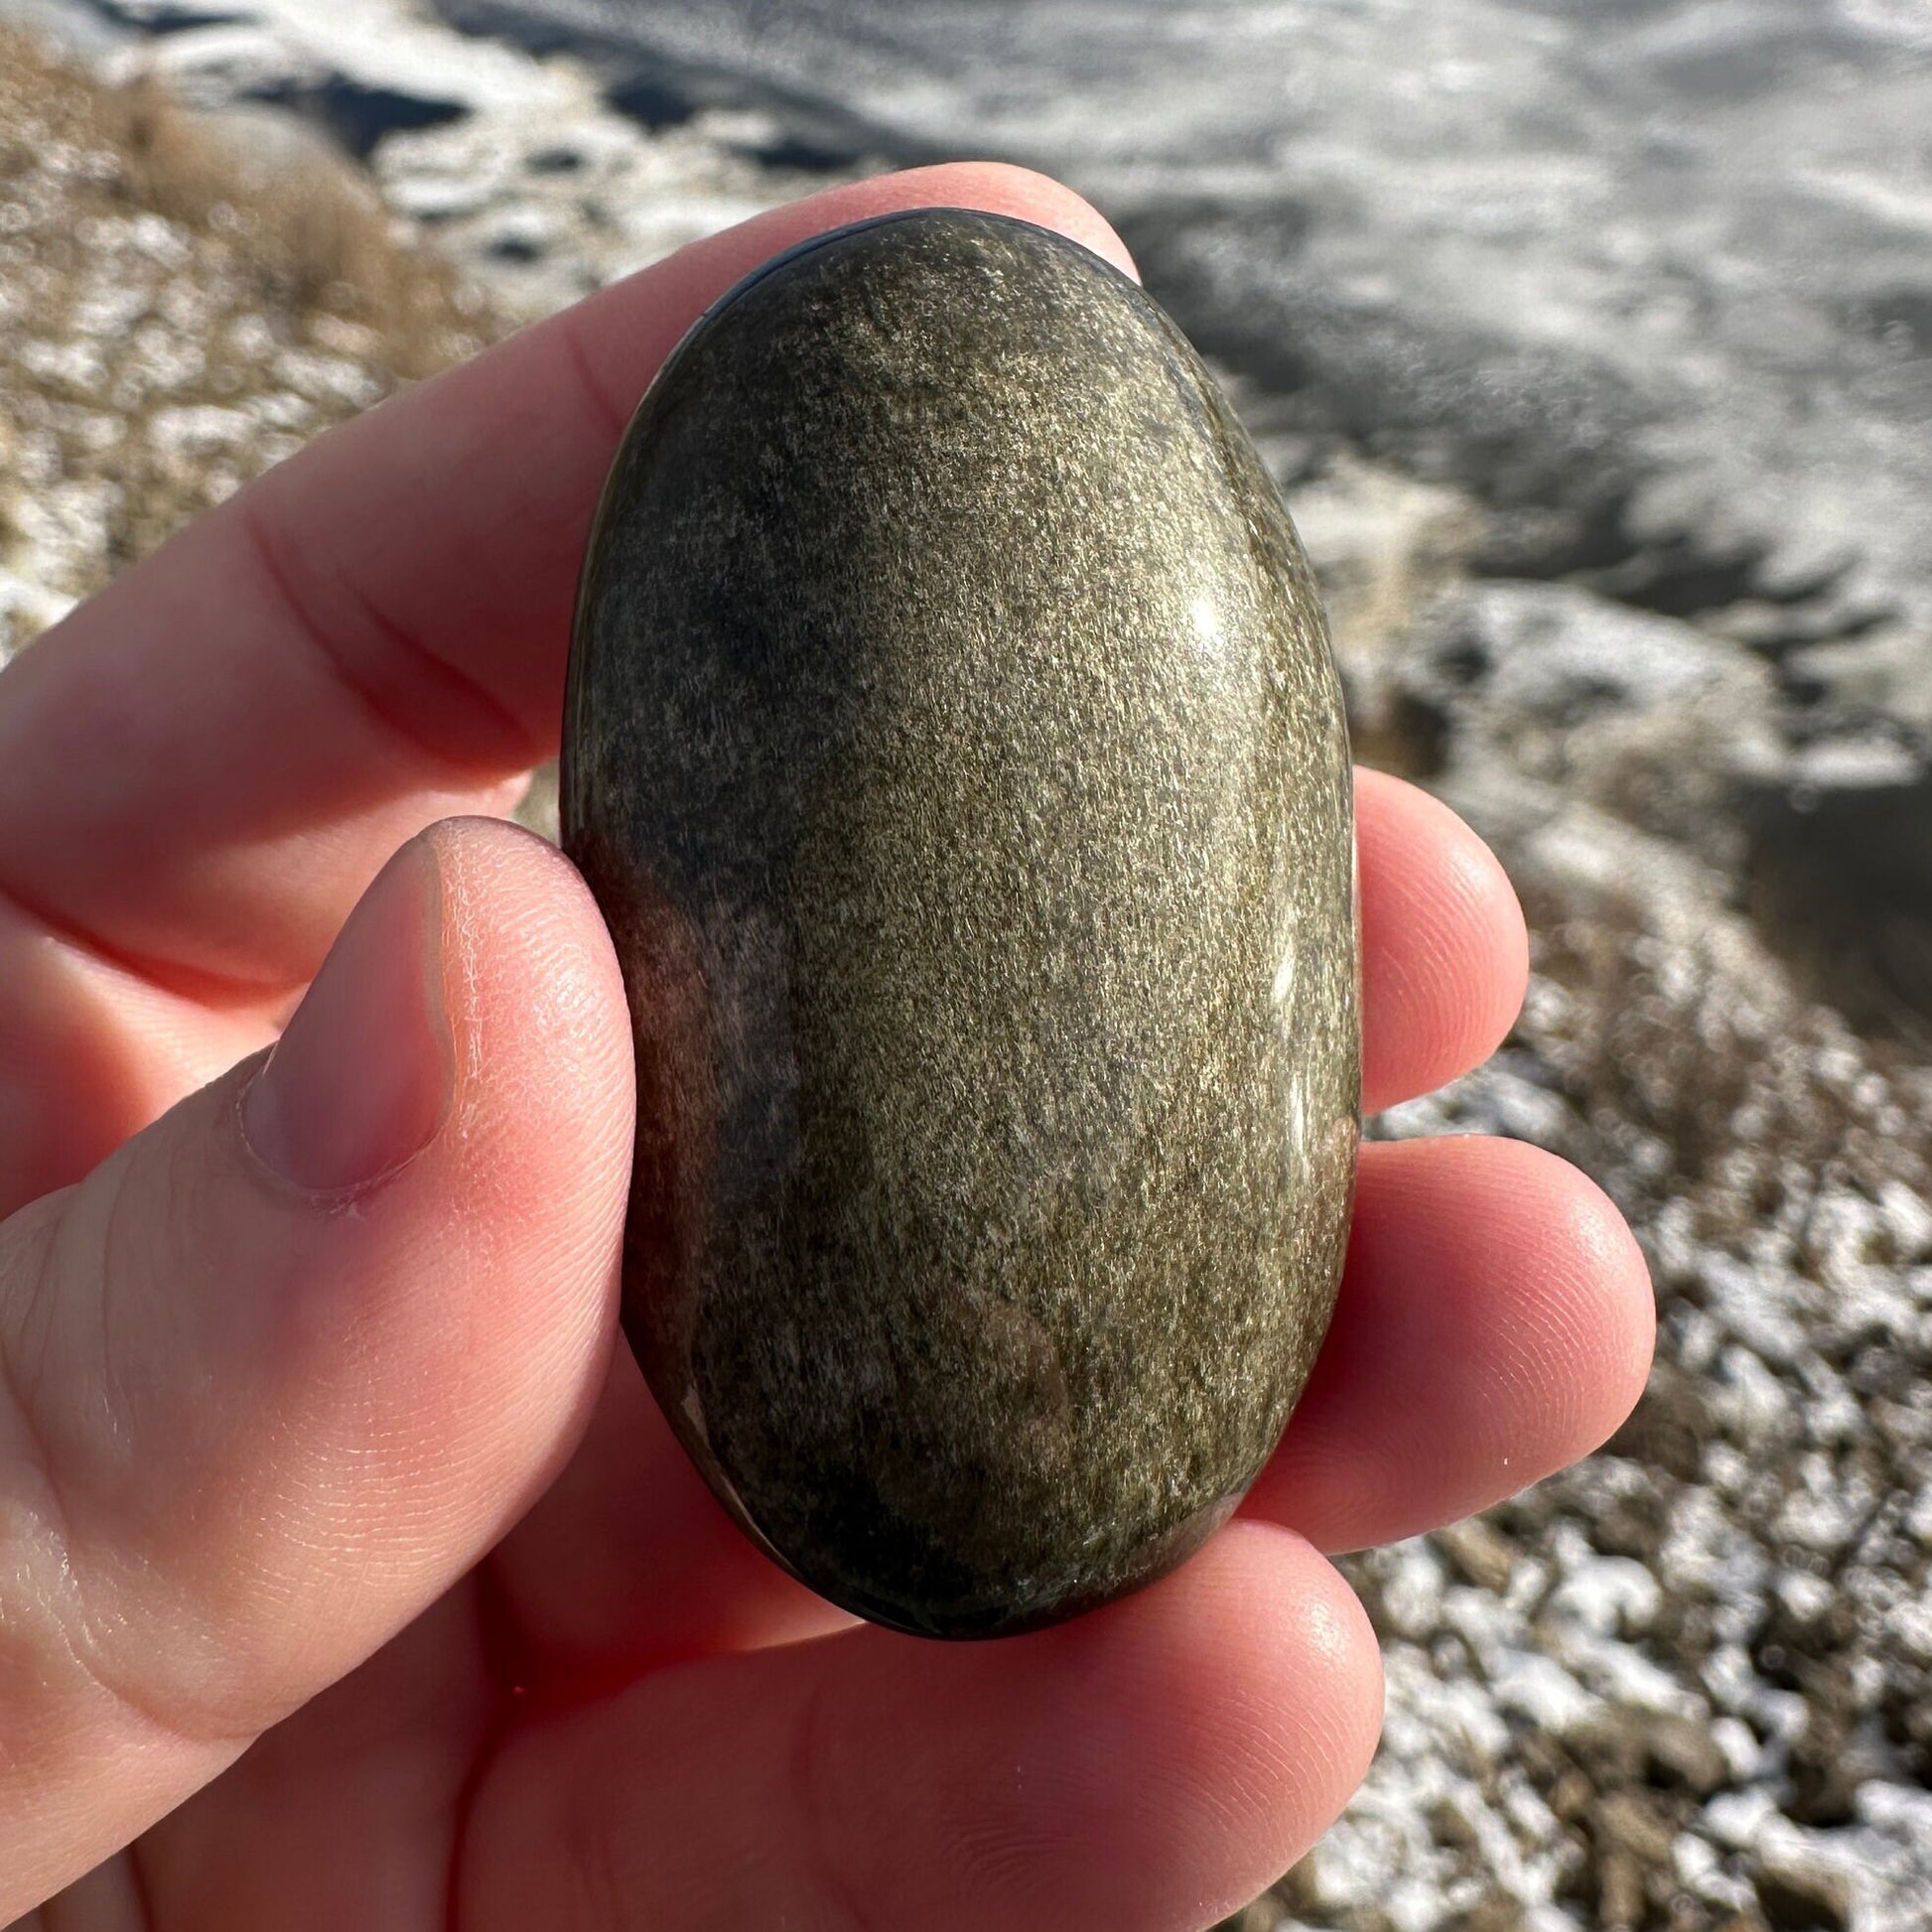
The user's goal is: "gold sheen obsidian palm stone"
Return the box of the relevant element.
[562,207,1358,1639]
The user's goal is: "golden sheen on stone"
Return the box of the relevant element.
[562,207,1359,1638]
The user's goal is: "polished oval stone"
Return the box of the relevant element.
[562,207,1359,1639]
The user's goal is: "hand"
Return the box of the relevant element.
[0,165,1653,1929]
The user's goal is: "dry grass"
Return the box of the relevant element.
[0,25,496,642]
[1518,888,1932,1253]
[96,65,482,380]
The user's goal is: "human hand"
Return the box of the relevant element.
[0,165,1654,1928]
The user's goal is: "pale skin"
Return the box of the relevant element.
[0,166,1655,1928]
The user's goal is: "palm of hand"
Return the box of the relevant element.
[0,167,1652,1930]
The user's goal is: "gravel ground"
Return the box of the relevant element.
[2,8,1929,1929]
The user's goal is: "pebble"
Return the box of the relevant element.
[563,207,1358,1636]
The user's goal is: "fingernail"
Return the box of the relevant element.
[243,837,454,1193]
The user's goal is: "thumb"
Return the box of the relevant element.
[0,818,632,1914]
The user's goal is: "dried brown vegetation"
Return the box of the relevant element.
[1522,895,1932,1244]
[0,25,492,646]
[97,66,482,376]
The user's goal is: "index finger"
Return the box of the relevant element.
[0,165,1136,994]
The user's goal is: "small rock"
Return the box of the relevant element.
[1648,1713,1732,1798]
[1594,1791,1680,1864]
[1752,1845,1852,1932]
[1594,1844,1648,1930]
[565,207,1358,1637]
[1438,1518,1522,1594]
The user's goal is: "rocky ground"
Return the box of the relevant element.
[2,5,1930,1930]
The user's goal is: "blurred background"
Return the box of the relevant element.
[2,2,1929,1926]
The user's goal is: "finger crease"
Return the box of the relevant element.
[0,878,296,1011]
[44,1586,256,1755]
[1,1201,256,1760]
[558,310,630,447]
[239,490,545,777]
[0,1228,76,1561]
